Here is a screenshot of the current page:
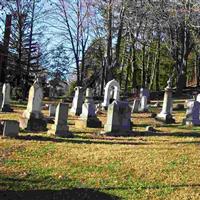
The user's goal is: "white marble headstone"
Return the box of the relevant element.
[102,79,120,108]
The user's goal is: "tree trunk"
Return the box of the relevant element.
[156,31,161,91]
[105,0,113,82]
[1,15,12,83]
[141,44,146,87]
[131,41,137,88]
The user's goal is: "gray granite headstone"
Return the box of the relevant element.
[1,83,13,112]
[48,103,72,137]
[131,98,140,113]
[104,100,132,135]
[156,78,175,123]
[3,120,19,138]
[75,88,101,128]
[49,104,57,117]
[183,100,200,126]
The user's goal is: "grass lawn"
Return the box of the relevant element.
[0,101,200,199]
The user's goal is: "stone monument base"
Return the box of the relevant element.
[156,113,175,124]
[102,123,133,136]
[19,116,47,131]
[101,129,133,137]
[48,124,73,137]
[1,104,13,112]
[75,117,102,128]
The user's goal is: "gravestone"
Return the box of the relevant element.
[196,94,200,102]
[3,120,19,138]
[139,96,148,112]
[69,86,84,116]
[49,104,57,117]
[1,83,13,112]
[140,88,150,100]
[19,80,47,131]
[75,88,102,128]
[156,78,175,123]
[48,103,72,137]
[182,100,200,126]
[131,98,140,113]
[103,100,132,135]
[102,79,120,108]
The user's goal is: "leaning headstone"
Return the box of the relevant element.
[19,80,47,131]
[103,100,132,135]
[131,98,140,113]
[75,88,102,128]
[49,104,57,117]
[48,103,72,137]
[182,100,200,126]
[3,120,19,138]
[102,79,120,108]
[156,78,175,123]
[1,83,13,112]
[69,86,84,116]
[139,96,148,112]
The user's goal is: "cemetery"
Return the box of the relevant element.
[0,78,200,200]
[0,1,200,200]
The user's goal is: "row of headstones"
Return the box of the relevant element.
[21,79,133,137]
[153,77,200,125]
[0,83,17,137]
[0,79,170,138]
[3,77,200,138]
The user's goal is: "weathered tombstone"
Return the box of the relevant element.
[102,79,120,108]
[196,94,200,102]
[1,83,13,112]
[11,87,17,98]
[182,100,200,126]
[131,98,140,113]
[139,96,148,112]
[49,103,57,117]
[3,120,19,138]
[140,88,150,100]
[75,88,102,128]
[19,80,47,131]
[69,86,84,116]
[49,86,57,99]
[103,100,132,135]
[156,78,175,123]
[48,103,72,137]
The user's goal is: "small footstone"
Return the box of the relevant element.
[145,126,155,132]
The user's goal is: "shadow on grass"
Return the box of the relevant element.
[17,135,148,146]
[0,189,120,200]
[134,131,200,138]
[1,183,200,200]
[172,141,200,145]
